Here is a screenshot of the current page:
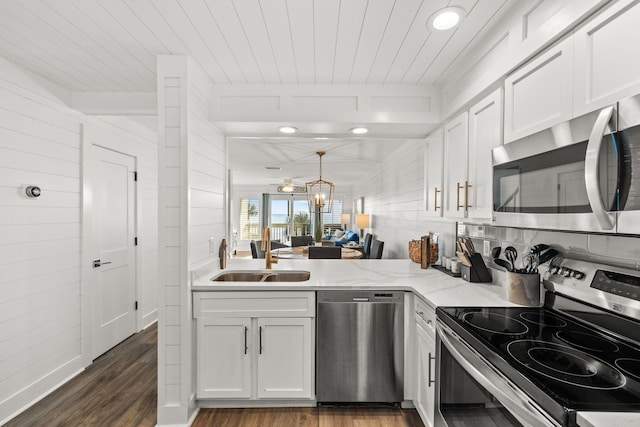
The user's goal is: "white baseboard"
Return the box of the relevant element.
[197,399,317,408]
[0,355,85,425]
[141,309,158,330]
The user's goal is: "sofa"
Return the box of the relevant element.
[328,230,360,247]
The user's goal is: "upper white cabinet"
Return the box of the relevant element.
[504,37,574,143]
[468,89,503,219]
[442,88,502,220]
[443,112,469,219]
[573,0,640,115]
[424,128,444,217]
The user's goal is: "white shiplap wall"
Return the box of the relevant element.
[0,56,158,424]
[188,63,226,269]
[353,140,457,260]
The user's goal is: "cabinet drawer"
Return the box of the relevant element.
[194,291,316,318]
[414,297,436,337]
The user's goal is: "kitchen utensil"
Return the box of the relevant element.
[490,247,501,259]
[539,248,559,265]
[456,251,472,267]
[494,258,512,271]
[504,246,518,272]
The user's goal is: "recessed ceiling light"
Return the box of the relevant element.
[278,126,298,134]
[428,7,464,31]
[350,127,369,135]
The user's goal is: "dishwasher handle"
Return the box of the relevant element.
[352,297,369,302]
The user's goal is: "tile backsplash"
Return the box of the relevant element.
[457,222,640,270]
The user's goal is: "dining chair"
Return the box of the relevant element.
[370,239,384,259]
[308,246,342,259]
[250,240,264,259]
[291,235,314,247]
[362,233,373,259]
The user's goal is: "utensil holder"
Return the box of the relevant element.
[460,253,492,283]
[505,272,541,306]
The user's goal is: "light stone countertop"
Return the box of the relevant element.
[191,258,516,309]
[577,412,640,427]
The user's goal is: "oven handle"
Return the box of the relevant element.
[437,322,560,427]
[585,105,616,231]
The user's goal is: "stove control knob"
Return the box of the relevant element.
[572,271,585,280]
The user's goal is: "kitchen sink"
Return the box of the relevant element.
[211,270,310,282]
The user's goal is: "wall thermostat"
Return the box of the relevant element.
[25,186,41,198]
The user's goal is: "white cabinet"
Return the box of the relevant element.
[573,0,640,116]
[504,37,574,143]
[467,88,503,219]
[414,298,437,427]
[424,128,444,216]
[198,318,251,399]
[443,112,469,219]
[194,291,315,401]
[257,317,312,399]
[442,88,502,220]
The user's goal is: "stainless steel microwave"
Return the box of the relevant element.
[492,94,640,234]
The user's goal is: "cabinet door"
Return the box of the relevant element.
[504,37,573,143]
[257,317,312,399]
[444,112,469,218]
[574,0,640,116]
[424,129,444,217]
[197,317,251,399]
[415,321,436,427]
[468,88,503,219]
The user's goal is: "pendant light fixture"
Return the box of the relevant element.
[306,151,334,213]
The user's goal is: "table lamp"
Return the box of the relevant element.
[356,214,371,239]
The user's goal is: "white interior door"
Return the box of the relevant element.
[92,146,136,358]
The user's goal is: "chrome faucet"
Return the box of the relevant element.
[261,227,278,269]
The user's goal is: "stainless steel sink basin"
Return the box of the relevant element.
[211,270,310,282]
[262,271,311,282]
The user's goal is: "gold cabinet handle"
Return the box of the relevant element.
[456,182,464,210]
[434,187,441,211]
[465,181,473,209]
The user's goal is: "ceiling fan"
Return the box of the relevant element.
[276,178,307,194]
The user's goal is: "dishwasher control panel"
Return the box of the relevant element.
[317,290,404,303]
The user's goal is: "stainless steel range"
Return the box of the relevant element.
[435,258,640,426]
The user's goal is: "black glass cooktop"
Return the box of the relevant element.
[437,305,640,413]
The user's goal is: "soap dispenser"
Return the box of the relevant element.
[219,239,227,269]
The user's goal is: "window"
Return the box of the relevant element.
[322,199,343,234]
[239,198,260,240]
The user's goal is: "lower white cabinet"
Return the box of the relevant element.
[194,291,315,401]
[414,298,437,427]
[256,317,312,399]
[198,317,252,399]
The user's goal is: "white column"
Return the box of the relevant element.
[156,56,195,426]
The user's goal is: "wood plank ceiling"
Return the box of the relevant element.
[0,0,510,89]
[0,0,513,187]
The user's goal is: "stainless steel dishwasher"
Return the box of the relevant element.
[316,290,404,403]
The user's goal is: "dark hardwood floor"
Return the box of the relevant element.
[4,323,158,427]
[5,323,424,427]
[193,407,424,427]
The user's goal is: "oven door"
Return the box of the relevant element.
[435,321,560,427]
